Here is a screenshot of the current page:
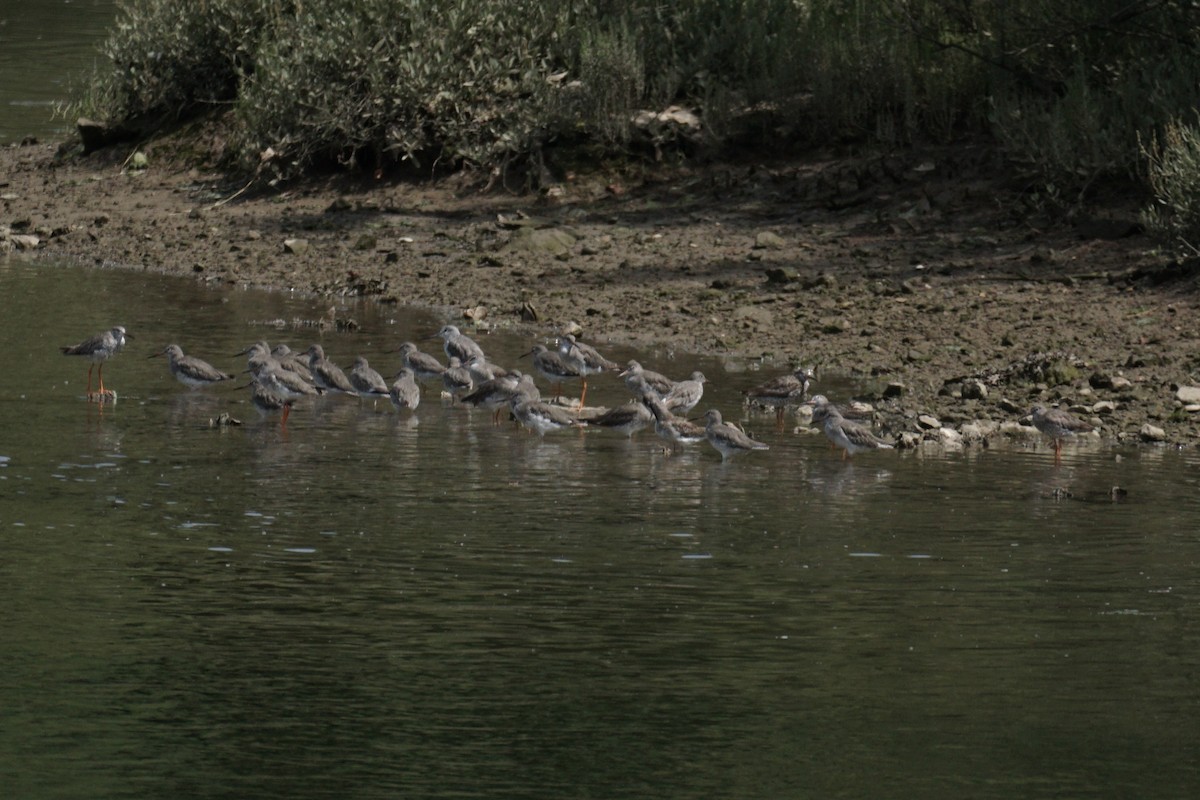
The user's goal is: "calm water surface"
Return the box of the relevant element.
[0,0,116,143]
[2,257,1199,798]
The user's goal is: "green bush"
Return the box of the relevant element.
[81,0,275,123]
[1143,120,1200,256]
[77,0,1200,196]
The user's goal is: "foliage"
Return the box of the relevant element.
[77,0,1200,197]
[1143,120,1200,256]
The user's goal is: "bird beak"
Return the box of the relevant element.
[147,351,163,359]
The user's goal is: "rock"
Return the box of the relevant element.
[999,420,1038,439]
[462,305,487,322]
[735,305,774,327]
[961,379,988,400]
[1175,386,1200,404]
[996,398,1022,414]
[1110,376,1133,391]
[283,238,309,255]
[917,414,941,430]
[630,105,703,149]
[819,316,849,334]
[9,234,40,250]
[904,349,929,363]
[883,381,905,399]
[803,272,838,291]
[129,151,149,170]
[507,226,576,257]
[1185,404,1200,414]
[1139,423,1167,443]
[937,427,965,449]
[1044,360,1081,386]
[754,231,786,250]
[897,431,923,449]
[764,266,799,285]
[1091,400,1117,415]
[353,234,377,251]
[960,420,999,444]
[1089,371,1114,390]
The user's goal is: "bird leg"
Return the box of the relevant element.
[775,407,785,430]
[579,379,588,409]
[281,404,291,426]
[92,364,115,400]
[85,364,95,397]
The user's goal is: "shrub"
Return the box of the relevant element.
[76,0,1200,200]
[81,0,274,123]
[1143,120,1200,256]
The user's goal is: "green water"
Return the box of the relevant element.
[1,257,1199,799]
[0,0,116,143]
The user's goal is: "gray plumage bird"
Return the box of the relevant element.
[271,343,314,382]
[1030,404,1094,463]
[585,400,653,437]
[304,344,356,394]
[810,396,893,459]
[635,378,706,451]
[523,343,581,401]
[744,366,814,427]
[389,367,421,413]
[703,409,769,459]
[558,333,620,408]
[395,341,445,392]
[150,344,234,389]
[347,355,390,398]
[61,325,130,399]
[662,371,707,415]
[620,360,676,398]
[462,370,527,424]
[430,324,485,364]
[441,357,474,401]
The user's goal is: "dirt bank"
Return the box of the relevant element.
[3,135,1199,447]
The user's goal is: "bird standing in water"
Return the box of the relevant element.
[1030,404,1094,464]
[61,325,131,401]
[150,344,234,389]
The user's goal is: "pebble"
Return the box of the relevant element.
[1176,386,1200,404]
[917,414,941,430]
[1139,423,1167,442]
[961,379,988,400]
[960,420,998,444]
[937,427,964,449]
[996,398,1022,414]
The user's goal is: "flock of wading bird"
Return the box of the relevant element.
[60,324,1096,463]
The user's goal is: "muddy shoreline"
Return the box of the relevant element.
[3,137,1199,447]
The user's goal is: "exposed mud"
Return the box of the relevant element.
[4,135,1200,447]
